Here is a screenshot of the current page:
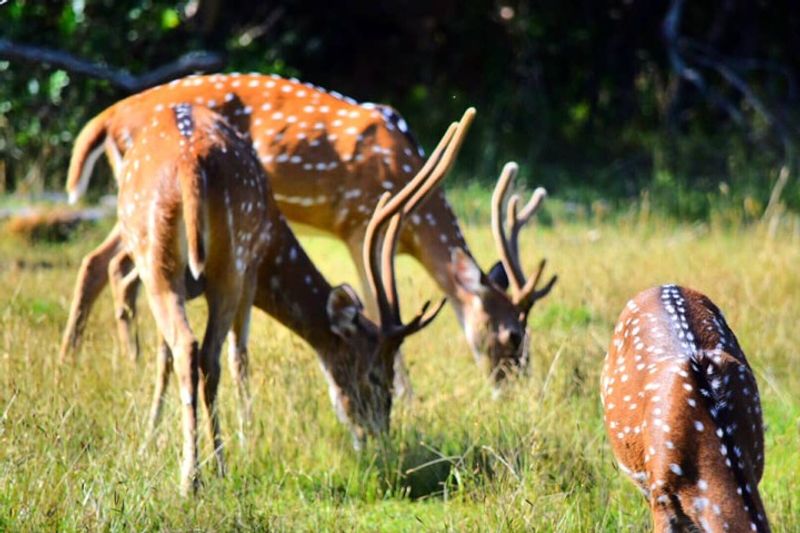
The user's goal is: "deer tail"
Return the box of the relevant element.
[66,108,113,204]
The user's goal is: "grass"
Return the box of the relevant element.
[1,195,799,531]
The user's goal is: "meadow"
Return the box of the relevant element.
[1,193,799,531]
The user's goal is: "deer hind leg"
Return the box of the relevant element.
[227,273,257,447]
[108,249,141,362]
[650,492,697,533]
[58,224,122,364]
[345,231,414,402]
[141,335,174,451]
[143,284,200,495]
[198,283,242,478]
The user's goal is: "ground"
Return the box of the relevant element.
[1,193,798,531]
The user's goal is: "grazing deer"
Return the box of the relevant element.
[601,285,770,532]
[115,102,469,493]
[486,161,557,383]
[58,73,556,390]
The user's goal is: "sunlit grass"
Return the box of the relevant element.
[1,201,799,531]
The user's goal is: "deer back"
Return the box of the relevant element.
[601,285,769,532]
[117,103,271,287]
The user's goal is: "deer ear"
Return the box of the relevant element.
[327,284,364,338]
[450,249,487,295]
[487,260,509,290]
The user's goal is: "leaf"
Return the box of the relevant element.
[161,8,180,30]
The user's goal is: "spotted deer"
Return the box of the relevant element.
[58,73,556,390]
[486,162,557,382]
[112,102,469,493]
[601,285,770,532]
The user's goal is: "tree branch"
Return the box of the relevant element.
[662,0,745,126]
[687,48,794,146]
[0,38,224,93]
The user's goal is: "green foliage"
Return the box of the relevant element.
[2,1,799,218]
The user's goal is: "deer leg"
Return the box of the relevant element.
[650,492,695,533]
[345,232,414,402]
[198,287,240,478]
[227,274,257,447]
[650,504,674,533]
[144,284,200,495]
[108,250,141,362]
[142,335,174,450]
[59,224,122,364]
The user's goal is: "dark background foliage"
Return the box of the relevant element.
[2,0,799,217]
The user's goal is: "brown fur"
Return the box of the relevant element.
[116,103,271,493]
[601,286,770,532]
[61,73,549,383]
[91,104,459,493]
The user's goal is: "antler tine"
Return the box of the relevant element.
[371,105,475,223]
[363,121,456,328]
[363,108,474,334]
[507,186,547,282]
[371,121,458,228]
[379,211,449,337]
[519,270,558,314]
[533,273,558,303]
[367,106,475,238]
[403,107,476,215]
[511,186,552,310]
[505,192,522,267]
[363,192,395,326]
[517,186,548,224]
[491,162,526,295]
[380,215,448,337]
[380,212,403,322]
[396,297,447,337]
[492,163,557,310]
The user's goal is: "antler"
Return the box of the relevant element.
[363,107,476,338]
[491,162,557,313]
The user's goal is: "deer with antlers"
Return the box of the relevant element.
[486,162,557,382]
[58,73,556,391]
[113,101,470,493]
[601,285,770,532]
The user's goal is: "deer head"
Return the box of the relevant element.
[451,162,557,388]
[317,110,472,447]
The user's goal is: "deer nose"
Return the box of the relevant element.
[509,330,523,350]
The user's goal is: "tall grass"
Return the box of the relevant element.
[1,200,798,531]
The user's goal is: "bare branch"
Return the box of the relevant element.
[687,48,795,147]
[662,0,745,126]
[0,38,224,94]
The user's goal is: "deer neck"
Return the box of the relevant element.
[253,215,342,359]
[399,188,471,318]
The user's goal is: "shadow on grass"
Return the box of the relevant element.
[365,428,508,501]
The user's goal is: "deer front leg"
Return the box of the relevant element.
[59,224,123,364]
[108,249,141,362]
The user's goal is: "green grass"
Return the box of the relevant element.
[1,202,799,531]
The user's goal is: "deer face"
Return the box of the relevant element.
[451,163,558,390]
[315,109,469,448]
[323,284,394,449]
[451,250,528,386]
